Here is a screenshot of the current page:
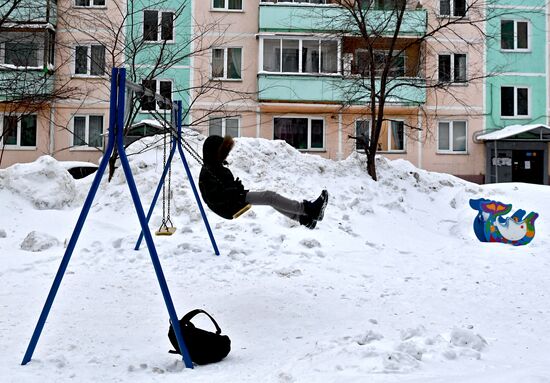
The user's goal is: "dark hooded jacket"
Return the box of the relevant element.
[198,135,248,219]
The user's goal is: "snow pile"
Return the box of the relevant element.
[0,155,77,209]
[20,231,60,252]
[1,136,549,383]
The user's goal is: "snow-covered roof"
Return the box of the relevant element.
[130,119,166,129]
[477,124,550,141]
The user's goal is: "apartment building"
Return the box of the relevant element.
[2,0,549,185]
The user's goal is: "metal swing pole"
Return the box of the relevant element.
[22,68,194,369]
[175,100,220,255]
[21,70,119,366]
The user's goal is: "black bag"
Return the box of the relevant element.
[168,309,231,365]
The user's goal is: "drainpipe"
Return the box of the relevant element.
[337,112,342,160]
[417,106,423,169]
[256,107,261,138]
[49,104,55,157]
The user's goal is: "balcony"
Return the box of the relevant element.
[0,70,55,101]
[259,4,427,36]
[0,0,57,27]
[258,74,426,106]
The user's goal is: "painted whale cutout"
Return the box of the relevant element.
[469,198,538,246]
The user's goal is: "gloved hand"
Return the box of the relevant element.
[235,177,244,191]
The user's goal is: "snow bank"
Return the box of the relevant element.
[20,231,60,252]
[0,155,77,209]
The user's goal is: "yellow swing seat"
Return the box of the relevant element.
[155,226,177,236]
[233,204,252,219]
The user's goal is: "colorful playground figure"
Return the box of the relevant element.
[469,198,539,246]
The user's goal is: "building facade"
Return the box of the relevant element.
[2,0,549,185]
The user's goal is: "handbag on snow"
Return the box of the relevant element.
[168,309,231,365]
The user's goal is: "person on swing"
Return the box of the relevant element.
[199,135,329,229]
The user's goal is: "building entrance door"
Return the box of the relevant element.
[512,150,544,184]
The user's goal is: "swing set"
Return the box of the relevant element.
[21,67,218,369]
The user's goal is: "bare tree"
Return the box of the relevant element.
[57,0,256,180]
[326,0,537,180]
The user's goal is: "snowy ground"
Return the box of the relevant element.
[1,136,549,383]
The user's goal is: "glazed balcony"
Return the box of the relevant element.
[258,74,426,105]
[0,70,55,101]
[0,0,57,27]
[259,3,427,36]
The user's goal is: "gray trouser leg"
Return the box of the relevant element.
[245,191,304,221]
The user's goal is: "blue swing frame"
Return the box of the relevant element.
[21,68,215,369]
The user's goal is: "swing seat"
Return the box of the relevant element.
[233,204,252,219]
[155,226,177,236]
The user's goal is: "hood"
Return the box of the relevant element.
[202,135,234,166]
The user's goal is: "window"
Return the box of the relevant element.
[438,53,466,83]
[213,0,242,10]
[74,45,105,76]
[141,79,172,111]
[212,48,242,80]
[4,42,39,67]
[143,10,174,42]
[379,120,405,151]
[355,120,370,150]
[0,115,37,147]
[260,1,328,3]
[262,38,338,74]
[438,121,466,153]
[374,0,406,10]
[208,117,240,137]
[439,0,466,17]
[501,20,529,51]
[75,0,106,6]
[273,117,324,150]
[501,86,529,117]
[355,50,405,77]
[73,115,104,148]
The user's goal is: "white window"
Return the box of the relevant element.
[72,115,104,148]
[143,10,174,42]
[501,86,529,117]
[212,47,242,80]
[438,53,467,83]
[355,49,405,77]
[273,117,324,150]
[262,38,338,74]
[74,45,105,76]
[355,119,370,150]
[438,121,467,153]
[141,79,173,111]
[0,114,37,147]
[439,0,466,17]
[501,20,529,51]
[75,0,106,7]
[212,0,242,10]
[379,120,405,152]
[375,0,406,10]
[208,117,240,137]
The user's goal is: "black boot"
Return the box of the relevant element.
[303,190,329,222]
[299,214,317,229]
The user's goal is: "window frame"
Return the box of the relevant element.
[500,19,530,52]
[208,116,241,137]
[437,120,468,154]
[438,52,467,84]
[73,44,106,77]
[140,79,174,112]
[355,49,406,78]
[71,114,105,150]
[272,116,326,151]
[73,0,106,8]
[212,0,243,11]
[355,119,370,151]
[500,85,530,118]
[211,47,243,80]
[438,0,467,17]
[142,9,175,44]
[0,114,37,149]
[260,36,341,75]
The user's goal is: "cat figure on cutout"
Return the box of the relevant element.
[469,198,538,246]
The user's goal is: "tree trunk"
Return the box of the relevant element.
[366,150,377,181]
